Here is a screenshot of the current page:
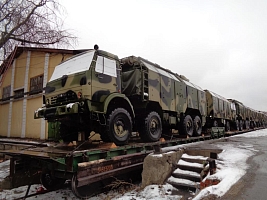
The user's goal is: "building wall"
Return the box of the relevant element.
[0,48,74,139]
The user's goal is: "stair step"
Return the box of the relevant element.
[172,168,201,182]
[182,153,208,160]
[181,157,207,164]
[177,160,204,173]
[177,165,203,174]
[167,176,198,191]
[181,153,208,164]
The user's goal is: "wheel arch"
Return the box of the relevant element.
[185,108,201,119]
[145,101,163,117]
[104,93,135,120]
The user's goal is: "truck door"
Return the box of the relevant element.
[91,55,119,102]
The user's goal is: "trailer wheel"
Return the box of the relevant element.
[183,115,193,136]
[40,171,65,191]
[193,116,202,136]
[140,111,162,142]
[71,174,102,199]
[225,121,230,132]
[107,108,132,146]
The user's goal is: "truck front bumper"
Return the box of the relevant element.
[34,103,79,119]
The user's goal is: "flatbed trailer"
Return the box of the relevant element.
[0,128,263,198]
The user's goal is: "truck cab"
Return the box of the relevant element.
[35,47,135,145]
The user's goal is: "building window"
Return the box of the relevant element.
[29,74,43,95]
[2,85,11,100]
[14,88,24,99]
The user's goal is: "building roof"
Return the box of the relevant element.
[0,46,89,76]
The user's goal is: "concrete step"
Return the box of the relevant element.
[181,153,208,164]
[167,176,199,191]
[177,159,204,173]
[172,168,201,182]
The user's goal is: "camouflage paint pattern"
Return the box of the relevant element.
[35,49,122,120]
[205,90,232,120]
[120,56,206,125]
[34,47,267,142]
[226,99,267,126]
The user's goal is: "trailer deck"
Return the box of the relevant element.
[0,127,262,198]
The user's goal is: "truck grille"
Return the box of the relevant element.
[50,90,78,105]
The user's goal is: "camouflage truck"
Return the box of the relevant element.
[228,99,259,130]
[227,99,245,131]
[34,46,206,145]
[204,90,232,131]
[120,56,206,140]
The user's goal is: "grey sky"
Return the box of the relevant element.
[61,0,267,111]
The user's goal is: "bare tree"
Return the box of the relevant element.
[0,0,77,61]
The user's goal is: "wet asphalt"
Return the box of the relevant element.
[218,132,267,200]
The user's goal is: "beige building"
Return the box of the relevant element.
[0,46,86,139]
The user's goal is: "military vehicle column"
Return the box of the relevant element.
[34,46,267,146]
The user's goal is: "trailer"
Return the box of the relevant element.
[0,131,226,199]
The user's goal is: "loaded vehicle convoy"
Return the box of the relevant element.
[2,45,266,199]
[34,45,267,146]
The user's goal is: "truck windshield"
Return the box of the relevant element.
[49,50,95,82]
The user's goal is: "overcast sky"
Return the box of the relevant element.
[60,0,267,111]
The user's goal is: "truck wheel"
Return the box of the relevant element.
[250,121,254,129]
[193,116,202,136]
[225,121,230,132]
[183,115,193,137]
[107,108,132,146]
[60,124,77,142]
[213,120,218,127]
[239,120,243,131]
[99,126,111,142]
[245,120,250,129]
[140,111,162,142]
[235,120,239,130]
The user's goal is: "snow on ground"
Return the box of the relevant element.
[233,129,267,138]
[193,143,254,199]
[0,159,9,182]
[0,129,266,199]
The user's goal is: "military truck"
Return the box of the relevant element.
[228,99,259,130]
[204,90,232,131]
[34,46,206,146]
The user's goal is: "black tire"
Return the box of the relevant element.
[183,115,193,136]
[99,126,111,142]
[59,124,77,142]
[162,127,173,140]
[100,133,111,142]
[139,111,162,142]
[225,121,230,132]
[193,116,202,136]
[245,120,249,130]
[213,120,218,127]
[239,120,243,131]
[71,174,102,199]
[235,120,239,130]
[40,171,65,191]
[106,108,132,146]
[250,121,254,129]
